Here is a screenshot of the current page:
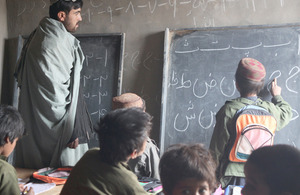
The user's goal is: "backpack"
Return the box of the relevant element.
[32,167,72,185]
[228,104,277,163]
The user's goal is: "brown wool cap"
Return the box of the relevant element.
[112,93,144,110]
[236,58,266,82]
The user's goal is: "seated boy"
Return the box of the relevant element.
[159,143,218,195]
[242,144,300,195]
[60,107,152,195]
[112,93,160,179]
[0,105,34,195]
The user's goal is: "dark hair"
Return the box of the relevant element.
[235,73,264,97]
[246,144,300,194]
[49,0,83,20]
[0,105,24,146]
[95,107,152,164]
[159,143,218,194]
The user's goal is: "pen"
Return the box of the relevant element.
[21,183,32,195]
[20,189,28,195]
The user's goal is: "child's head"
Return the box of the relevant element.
[0,105,24,157]
[242,144,300,195]
[159,143,217,195]
[96,107,152,164]
[112,93,146,111]
[235,58,266,97]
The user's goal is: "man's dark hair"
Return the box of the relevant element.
[159,143,218,194]
[96,107,152,164]
[0,105,24,146]
[49,0,83,20]
[235,73,265,97]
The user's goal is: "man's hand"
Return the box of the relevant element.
[271,78,281,97]
[67,138,79,149]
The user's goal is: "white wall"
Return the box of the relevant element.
[0,0,8,101]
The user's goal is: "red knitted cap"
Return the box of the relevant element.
[236,58,266,82]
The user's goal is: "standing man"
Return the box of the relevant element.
[14,0,93,169]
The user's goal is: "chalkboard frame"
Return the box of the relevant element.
[1,36,23,108]
[160,23,300,153]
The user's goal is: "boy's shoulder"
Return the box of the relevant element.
[220,97,250,111]
[224,97,269,109]
[221,98,278,118]
[217,97,267,117]
[78,148,101,163]
[0,157,20,194]
[0,156,16,175]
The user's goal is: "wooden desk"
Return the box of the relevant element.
[16,168,63,195]
[16,168,162,195]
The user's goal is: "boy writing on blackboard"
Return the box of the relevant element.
[209,58,292,189]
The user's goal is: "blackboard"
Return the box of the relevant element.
[77,34,125,147]
[160,24,300,153]
[77,34,124,125]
